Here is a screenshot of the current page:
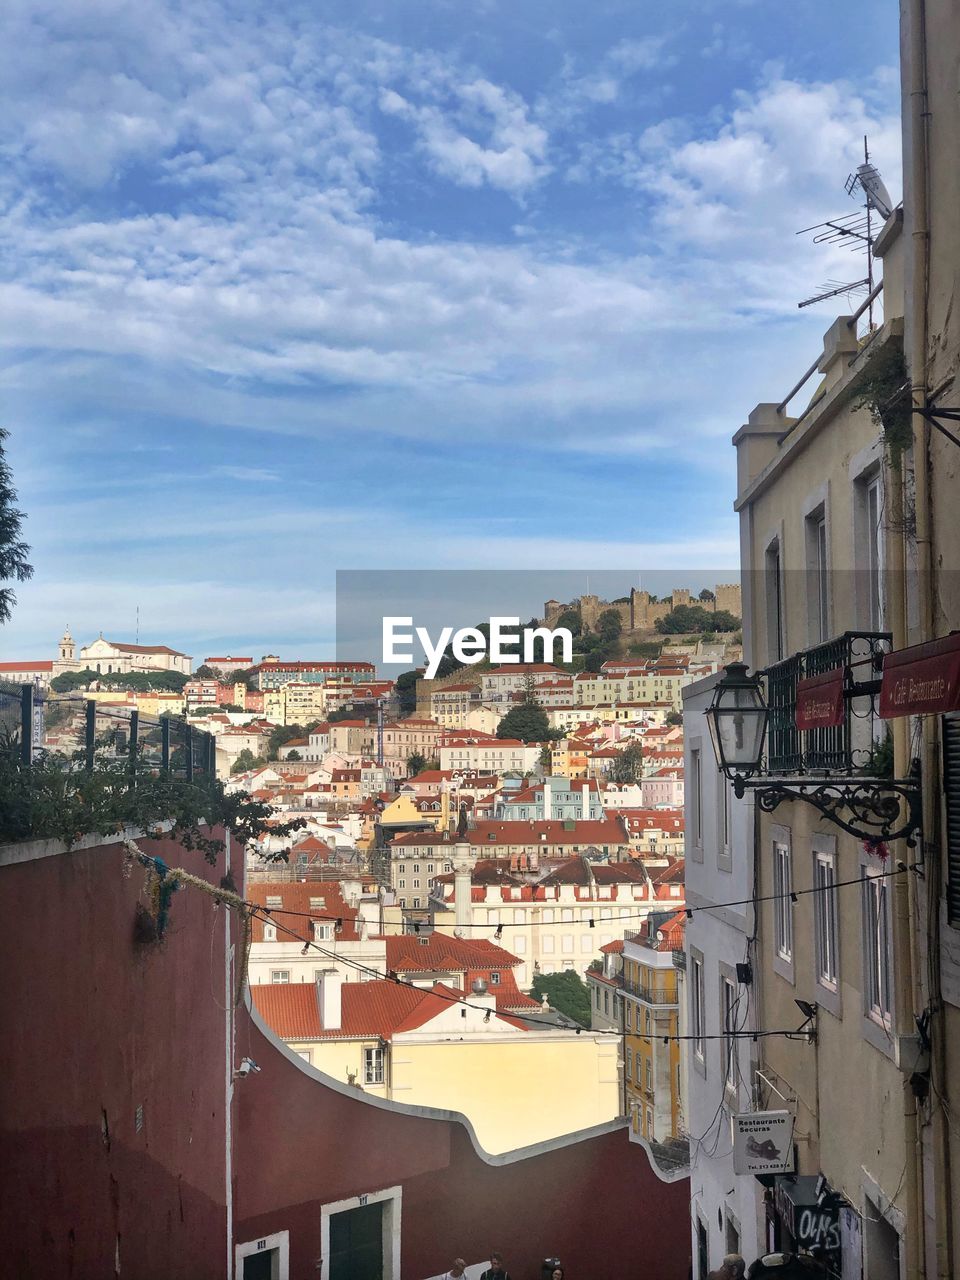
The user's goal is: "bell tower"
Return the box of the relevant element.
[59,626,76,664]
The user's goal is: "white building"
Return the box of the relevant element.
[79,636,192,675]
[682,673,763,1273]
[438,735,541,774]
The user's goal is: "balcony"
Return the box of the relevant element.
[622,980,678,1006]
[764,630,890,775]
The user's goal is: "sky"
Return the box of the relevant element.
[0,0,902,662]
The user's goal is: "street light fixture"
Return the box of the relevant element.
[704,661,768,793]
[705,663,922,845]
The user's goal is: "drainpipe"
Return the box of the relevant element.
[905,1,953,1276]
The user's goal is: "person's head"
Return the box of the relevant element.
[722,1256,746,1280]
[450,1261,466,1278]
[552,1268,565,1280]
[489,1252,505,1273]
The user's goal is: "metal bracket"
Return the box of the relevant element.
[914,406,960,450]
[732,771,922,844]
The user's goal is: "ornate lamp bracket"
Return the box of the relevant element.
[731,768,922,846]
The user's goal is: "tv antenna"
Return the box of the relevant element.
[796,137,893,330]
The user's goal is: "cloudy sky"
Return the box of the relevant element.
[1,0,901,661]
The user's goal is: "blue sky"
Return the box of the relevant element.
[1,0,901,661]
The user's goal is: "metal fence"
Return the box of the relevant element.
[0,684,215,779]
[764,631,890,775]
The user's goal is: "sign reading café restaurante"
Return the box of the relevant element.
[879,632,960,718]
[795,668,845,730]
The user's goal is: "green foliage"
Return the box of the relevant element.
[698,588,715,602]
[628,641,663,660]
[587,959,603,973]
[231,748,265,774]
[867,731,894,779]
[327,705,363,722]
[555,608,582,638]
[285,749,302,762]
[50,668,101,693]
[852,344,912,463]
[406,751,429,776]
[531,969,592,1028]
[496,700,552,743]
[229,667,259,691]
[194,664,219,680]
[0,746,304,859]
[665,710,683,726]
[655,604,740,634]
[266,723,306,760]
[395,669,420,717]
[596,608,623,643]
[611,740,644,784]
[0,428,33,624]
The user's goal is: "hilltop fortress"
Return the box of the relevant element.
[543,583,741,635]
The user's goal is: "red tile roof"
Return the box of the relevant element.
[247,881,360,941]
[0,660,53,671]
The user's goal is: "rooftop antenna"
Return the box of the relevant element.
[136,604,140,645]
[796,137,892,330]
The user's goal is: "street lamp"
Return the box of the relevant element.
[704,663,921,845]
[705,662,768,795]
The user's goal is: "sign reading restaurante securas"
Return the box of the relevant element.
[879,632,960,718]
[795,669,845,730]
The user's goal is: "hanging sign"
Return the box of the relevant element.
[732,1110,796,1175]
[879,632,960,718]
[795,669,845,730]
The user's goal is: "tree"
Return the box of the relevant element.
[711,609,741,632]
[665,709,683,726]
[596,608,623,644]
[395,669,420,717]
[285,749,302,762]
[698,588,716,603]
[530,969,592,1028]
[231,748,265,775]
[611,740,644,784]
[230,667,259,691]
[194,664,219,680]
[0,429,33,624]
[655,603,741,634]
[496,700,552,743]
[555,608,582,638]
[267,723,306,760]
[50,668,100,693]
[406,752,428,776]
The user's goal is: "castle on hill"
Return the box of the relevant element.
[542,583,741,635]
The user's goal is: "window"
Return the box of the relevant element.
[805,506,830,642]
[690,749,702,848]
[625,1048,632,1080]
[561,907,574,922]
[271,970,290,983]
[814,849,839,990]
[562,935,574,954]
[625,1002,633,1031]
[773,840,794,963]
[363,1045,384,1085]
[297,1049,312,1064]
[412,879,420,888]
[691,953,705,1064]
[398,879,406,889]
[314,922,332,941]
[765,540,784,662]
[721,975,738,1092]
[863,874,893,1027]
[263,924,276,942]
[645,1058,653,1091]
[489,971,501,985]
[412,898,420,908]
[543,935,555,953]
[865,473,885,629]
[604,990,610,1015]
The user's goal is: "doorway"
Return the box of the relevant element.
[329,1201,384,1280]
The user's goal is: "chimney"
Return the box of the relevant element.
[542,780,552,821]
[316,969,342,1031]
[582,785,591,820]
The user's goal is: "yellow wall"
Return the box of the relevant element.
[296,1033,620,1154]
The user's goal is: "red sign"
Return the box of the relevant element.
[796,669,845,730]
[880,632,960,718]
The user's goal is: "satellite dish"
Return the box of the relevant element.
[855,163,893,219]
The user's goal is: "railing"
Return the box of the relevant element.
[764,631,890,775]
[622,980,678,1005]
[0,684,215,779]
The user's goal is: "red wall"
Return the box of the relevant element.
[0,831,239,1280]
[0,831,690,1280]
[235,1013,691,1280]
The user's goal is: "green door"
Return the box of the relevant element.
[329,1202,384,1280]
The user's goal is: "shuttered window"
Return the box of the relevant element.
[944,715,960,926]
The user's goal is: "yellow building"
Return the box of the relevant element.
[251,972,620,1154]
[621,912,684,1143]
[263,682,329,725]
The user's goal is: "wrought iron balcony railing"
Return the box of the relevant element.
[763,631,891,776]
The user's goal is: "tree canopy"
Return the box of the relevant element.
[0,428,33,625]
[231,748,266,774]
[610,740,644,784]
[655,604,740,634]
[496,699,552,743]
[530,969,592,1028]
